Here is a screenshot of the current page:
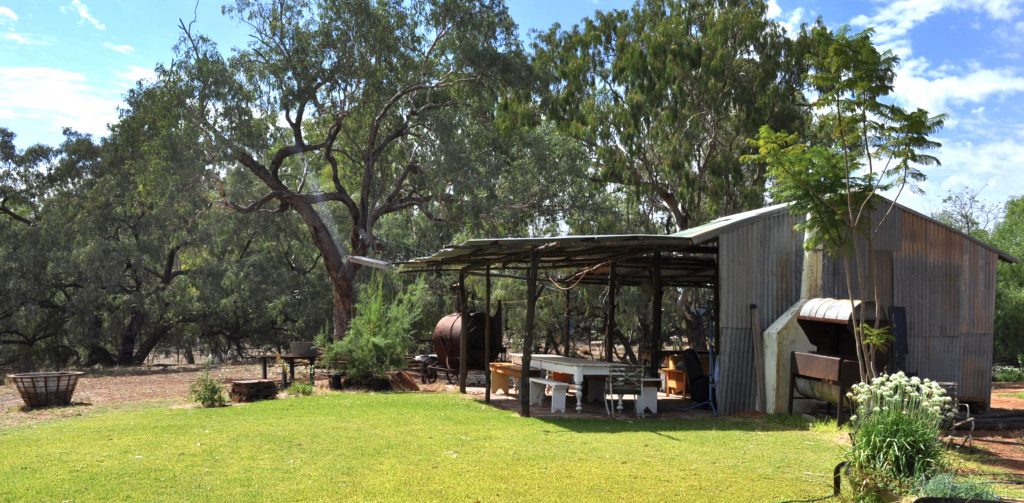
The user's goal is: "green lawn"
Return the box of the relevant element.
[0,393,845,502]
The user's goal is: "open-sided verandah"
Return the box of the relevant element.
[403,198,1015,418]
[399,206,786,417]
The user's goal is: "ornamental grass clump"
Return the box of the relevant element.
[846,372,953,498]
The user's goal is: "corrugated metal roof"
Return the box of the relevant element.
[671,203,790,243]
[400,234,702,271]
[798,297,861,324]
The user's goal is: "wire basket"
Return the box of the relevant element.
[8,371,84,407]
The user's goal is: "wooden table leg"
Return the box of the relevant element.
[261,358,268,379]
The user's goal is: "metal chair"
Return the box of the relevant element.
[938,381,974,448]
[605,364,648,418]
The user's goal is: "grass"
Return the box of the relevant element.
[0,393,845,502]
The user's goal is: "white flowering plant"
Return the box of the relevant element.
[847,371,955,427]
[845,372,954,497]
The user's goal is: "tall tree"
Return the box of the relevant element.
[992,196,1024,363]
[746,25,946,381]
[932,186,1003,239]
[533,0,808,231]
[165,0,525,339]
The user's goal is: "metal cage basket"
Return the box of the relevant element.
[8,371,84,407]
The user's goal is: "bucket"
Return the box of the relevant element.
[9,371,84,407]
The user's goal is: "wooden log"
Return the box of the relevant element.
[389,371,420,392]
[229,379,278,402]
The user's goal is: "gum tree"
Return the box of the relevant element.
[533,0,809,231]
[746,24,945,381]
[166,0,524,339]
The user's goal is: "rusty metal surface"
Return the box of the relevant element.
[431,310,503,373]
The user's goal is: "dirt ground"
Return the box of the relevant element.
[2,365,1022,477]
[966,382,1024,476]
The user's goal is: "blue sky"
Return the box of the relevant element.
[2,0,1023,215]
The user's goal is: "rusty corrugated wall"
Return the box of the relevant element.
[812,207,997,405]
[716,203,999,413]
[716,211,804,414]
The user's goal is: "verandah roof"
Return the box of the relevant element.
[399,234,719,288]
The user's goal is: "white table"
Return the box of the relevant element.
[509,354,658,414]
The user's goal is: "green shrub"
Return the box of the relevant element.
[993,364,1024,382]
[320,275,426,383]
[289,382,314,396]
[846,372,951,498]
[188,370,226,408]
[916,473,997,500]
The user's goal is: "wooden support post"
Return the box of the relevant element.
[484,266,492,404]
[563,288,571,357]
[458,269,469,394]
[520,248,538,417]
[713,244,721,352]
[650,251,663,378]
[605,263,617,362]
[751,304,765,413]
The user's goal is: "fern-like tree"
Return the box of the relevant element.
[745,24,946,381]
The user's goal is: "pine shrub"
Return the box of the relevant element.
[188,370,226,408]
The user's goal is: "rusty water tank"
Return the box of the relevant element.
[431,306,502,372]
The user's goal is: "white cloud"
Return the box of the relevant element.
[765,0,806,38]
[102,42,134,54]
[851,0,1021,57]
[116,65,155,85]
[893,57,1024,120]
[0,66,119,138]
[69,0,105,31]
[886,134,1024,212]
[1,32,52,46]
[0,6,17,23]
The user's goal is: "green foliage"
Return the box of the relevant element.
[916,472,997,500]
[288,382,314,396]
[188,370,226,408]
[860,324,894,351]
[168,0,533,340]
[322,274,426,382]
[993,197,1024,363]
[992,363,1024,382]
[846,372,951,498]
[534,0,808,231]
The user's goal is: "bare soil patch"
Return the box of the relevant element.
[960,382,1024,476]
[0,364,262,428]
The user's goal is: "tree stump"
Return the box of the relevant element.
[229,380,278,402]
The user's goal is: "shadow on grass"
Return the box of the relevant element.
[476,396,831,435]
[18,401,94,413]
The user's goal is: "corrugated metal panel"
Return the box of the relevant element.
[960,333,993,403]
[799,298,861,323]
[673,203,791,243]
[959,238,998,404]
[716,201,998,412]
[871,203,902,252]
[717,210,804,414]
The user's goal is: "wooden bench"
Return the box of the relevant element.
[528,377,572,413]
[488,362,539,395]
